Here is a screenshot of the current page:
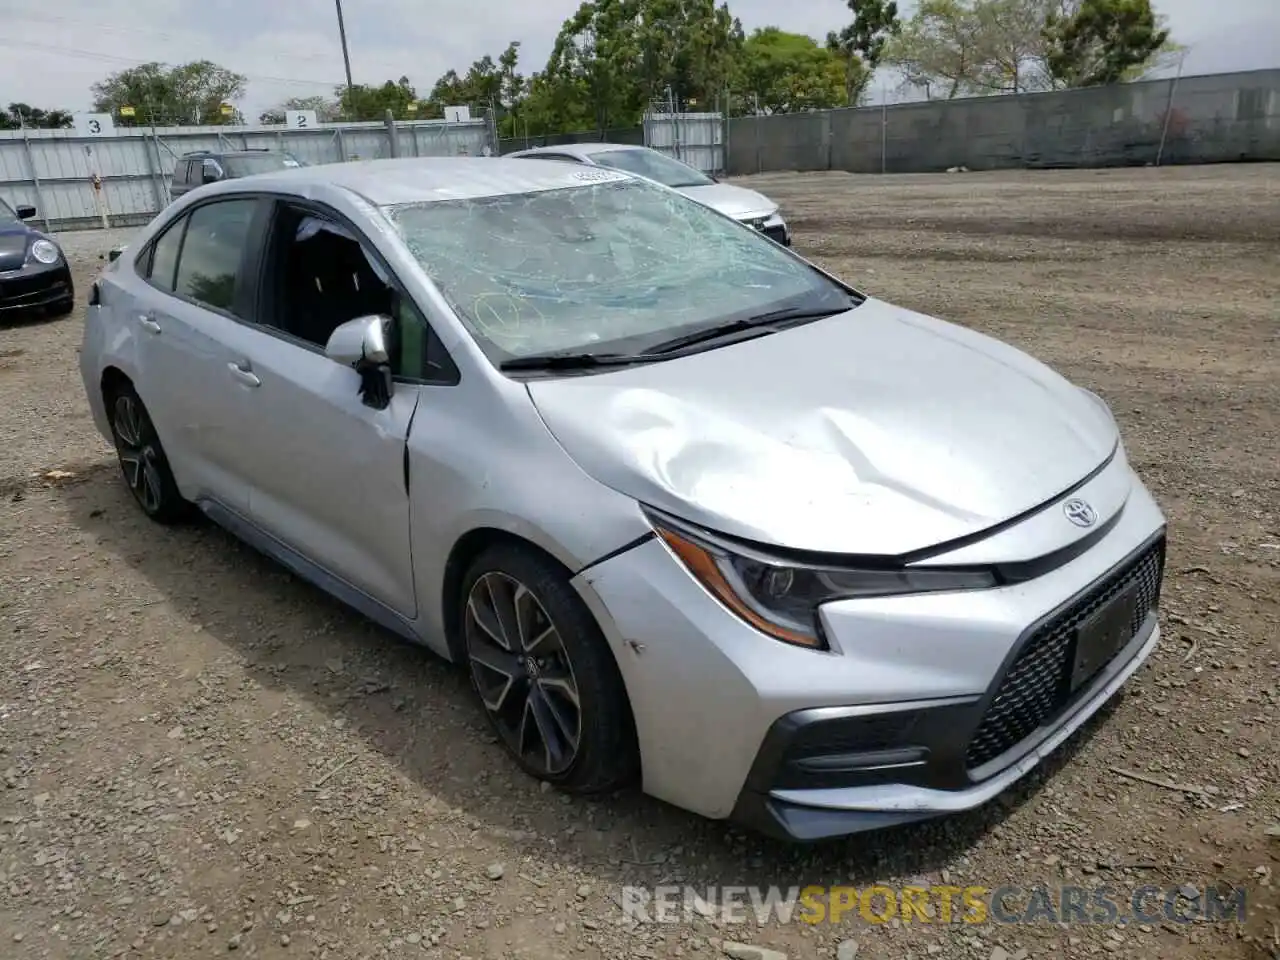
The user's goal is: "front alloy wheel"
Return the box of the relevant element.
[459,543,639,794]
[465,571,582,776]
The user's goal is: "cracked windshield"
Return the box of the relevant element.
[386,177,845,360]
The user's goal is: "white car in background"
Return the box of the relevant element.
[506,143,791,246]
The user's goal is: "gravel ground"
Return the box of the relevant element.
[1,164,1277,960]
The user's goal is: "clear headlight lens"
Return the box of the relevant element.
[29,239,60,265]
[648,511,997,650]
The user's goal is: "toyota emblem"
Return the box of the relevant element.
[1063,498,1097,528]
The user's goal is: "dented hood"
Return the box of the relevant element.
[526,298,1118,556]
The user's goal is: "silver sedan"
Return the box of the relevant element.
[506,142,791,245]
[79,157,1166,841]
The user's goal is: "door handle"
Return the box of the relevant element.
[227,361,261,388]
[138,313,161,334]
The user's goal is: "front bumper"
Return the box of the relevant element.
[0,262,73,314]
[570,461,1166,839]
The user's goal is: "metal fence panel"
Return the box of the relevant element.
[0,118,492,231]
[727,69,1280,175]
[644,112,725,174]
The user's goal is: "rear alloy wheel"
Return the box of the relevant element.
[108,385,192,524]
[461,544,638,794]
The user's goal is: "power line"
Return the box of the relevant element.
[0,37,346,89]
[4,12,339,66]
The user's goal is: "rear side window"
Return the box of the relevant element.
[173,199,257,314]
[148,221,184,290]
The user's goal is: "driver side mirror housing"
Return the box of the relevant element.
[324,315,394,409]
[325,315,391,367]
[16,204,36,220]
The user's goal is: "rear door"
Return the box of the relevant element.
[130,196,267,513]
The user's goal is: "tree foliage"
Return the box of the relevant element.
[884,0,988,99]
[0,103,73,130]
[1044,0,1170,86]
[91,61,247,125]
[336,75,419,121]
[534,0,744,131]
[884,0,1173,96]
[735,29,847,113]
[826,0,901,104]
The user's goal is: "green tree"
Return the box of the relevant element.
[258,95,340,125]
[337,76,419,121]
[826,0,901,104]
[736,28,846,113]
[883,0,987,99]
[541,0,742,132]
[1043,0,1170,86]
[91,61,247,125]
[0,103,73,129]
[971,0,1054,92]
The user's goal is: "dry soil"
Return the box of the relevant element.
[1,163,1277,960]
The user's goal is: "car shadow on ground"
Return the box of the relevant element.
[56,467,1123,892]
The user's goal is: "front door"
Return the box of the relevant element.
[215,321,420,618]
[212,200,421,619]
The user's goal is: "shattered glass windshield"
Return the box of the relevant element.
[384,177,850,362]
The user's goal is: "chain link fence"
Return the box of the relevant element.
[727,69,1280,176]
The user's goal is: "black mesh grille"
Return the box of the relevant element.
[965,538,1165,771]
[0,272,67,306]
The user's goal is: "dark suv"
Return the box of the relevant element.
[168,150,305,202]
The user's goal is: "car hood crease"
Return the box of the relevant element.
[676,182,777,219]
[525,298,1119,556]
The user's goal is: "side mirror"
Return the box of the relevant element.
[325,315,394,409]
[16,204,36,220]
[107,246,124,263]
[201,169,220,185]
[325,315,391,367]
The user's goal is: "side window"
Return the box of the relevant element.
[147,219,185,291]
[394,296,459,384]
[173,199,258,314]
[267,206,394,349]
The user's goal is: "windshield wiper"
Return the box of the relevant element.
[500,352,657,371]
[643,304,852,355]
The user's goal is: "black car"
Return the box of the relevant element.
[168,150,305,202]
[0,199,74,319]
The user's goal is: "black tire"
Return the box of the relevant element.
[105,382,194,525]
[460,542,639,794]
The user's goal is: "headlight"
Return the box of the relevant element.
[29,239,60,265]
[648,510,997,650]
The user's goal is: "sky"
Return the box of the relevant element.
[2,0,1276,119]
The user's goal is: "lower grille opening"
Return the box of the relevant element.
[965,536,1165,771]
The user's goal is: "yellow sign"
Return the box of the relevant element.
[119,105,136,117]
[406,101,418,113]
[220,103,234,116]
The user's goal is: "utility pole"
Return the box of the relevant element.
[334,0,355,111]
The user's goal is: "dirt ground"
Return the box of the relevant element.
[1,164,1277,960]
